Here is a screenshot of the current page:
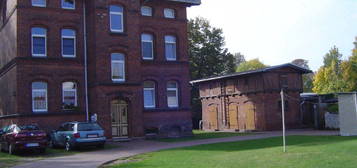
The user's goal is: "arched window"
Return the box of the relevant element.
[141,6,152,16]
[141,33,154,60]
[31,27,47,57]
[167,81,179,108]
[62,82,77,110]
[109,5,124,32]
[32,82,48,112]
[111,53,125,82]
[61,29,76,57]
[62,0,75,9]
[143,81,156,108]
[32,0,46,7]
[165,35,176,61]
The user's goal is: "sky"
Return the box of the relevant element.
[187,0,357,71]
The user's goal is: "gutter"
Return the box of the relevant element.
[83,2,89,121]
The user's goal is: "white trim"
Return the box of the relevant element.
[32,89,48,113]
[144,88,156,108]
[111,60,125,82]
[31,31,47,57]
[110,7,124,33]
[141,35,154,60]
[61,32,76,58]
[62,0,75,10]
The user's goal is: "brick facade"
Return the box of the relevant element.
[192,64,311,132]
[0,0,198,139]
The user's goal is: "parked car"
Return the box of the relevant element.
[50,122,106,151]
[0,124,47,154]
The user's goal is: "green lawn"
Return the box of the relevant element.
[157,130,251,142]
[110,136,357,168]
[0,144,118,168]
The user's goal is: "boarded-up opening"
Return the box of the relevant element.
[208,105,218,130]
[228,103,239,130]
[246,102,256,130]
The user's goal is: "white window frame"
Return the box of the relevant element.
[62,82,78,109]
[111,54,125,82]
[62,0,75,10]
[164,8,175,19]
[143,85,156,108]
[31,28,47,57]
[141,34,154,60]
[61,30,76,58]
[32,0,46,7]
[165,36,177,61]
[110,6,124,33]
[167,82,179,108]
[141,6,152,16]
[32,89,48,113]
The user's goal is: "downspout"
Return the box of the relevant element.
[83,2,89,121]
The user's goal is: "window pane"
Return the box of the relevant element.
[110,14,123,31]
[32,27,46,35]
[32,0,46,7]
[144,90,155,107]
[63,39,75,56]
[112,62,125,81]
[63,82,76,90]
[32,82,47,112]
[141,6,152,16]
[167,90,178,107]
[142,42,153,59]
[164,8,175,18]
[110,5,123,13]
[165,43,176,60]
[62,0,75,9]
[144,81,155,88]
[62,29,75,37]
[111,53,124,61]
[33,37,46,55]
[32,82,47,90]
[165,36,176,42]
[167,82,177,89]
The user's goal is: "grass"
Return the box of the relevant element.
[109,136,357,168]
[157,130,251,142]
[0,144,119,168]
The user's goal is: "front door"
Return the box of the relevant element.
[111,100,128,138]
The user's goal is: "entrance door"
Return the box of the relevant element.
[111,100,128,138]
[208,105,218,130]
[245,102,256,130]
[228,103,239,130]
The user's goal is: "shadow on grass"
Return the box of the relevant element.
[175,135,357,152]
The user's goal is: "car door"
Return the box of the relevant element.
[0,126,8,150]
[56,124,68,146]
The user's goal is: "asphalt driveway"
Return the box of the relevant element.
[13,130,338,168]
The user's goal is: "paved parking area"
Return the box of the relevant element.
[13,130,339,168]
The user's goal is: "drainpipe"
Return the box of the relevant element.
[83,2,89,122]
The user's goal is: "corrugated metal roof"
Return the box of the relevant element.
[190,63,312,84]
[168,0,201,5]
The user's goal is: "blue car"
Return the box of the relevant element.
[50,122,106,151]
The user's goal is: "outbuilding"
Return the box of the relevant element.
[191,63,312,132]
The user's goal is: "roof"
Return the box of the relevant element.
[167,0,201,5]
[190,63,312,84]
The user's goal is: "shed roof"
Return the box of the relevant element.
[190,63,312,84]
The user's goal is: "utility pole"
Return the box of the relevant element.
[281,89,286,152]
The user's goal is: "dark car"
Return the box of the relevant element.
[50,122,106,151]
[0,124,47,154]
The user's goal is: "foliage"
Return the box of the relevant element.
[236,58,267,72]
[291,59,314,92]
[341,38,357,91]
[188,17,236,128]
[323,46,342,68]
[327,104,339,114]
[110,136,357,168]
[233,52,246,67]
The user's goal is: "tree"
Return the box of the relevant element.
[234,52,246,67]
[341,37,357,91]
[313,47,346,94]
[291,59,313,92]
[188,17,236,128]
[236,59,267,72]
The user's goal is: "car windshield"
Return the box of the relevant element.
[18,125,40,131]
[77,123,102,131]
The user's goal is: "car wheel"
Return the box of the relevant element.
[8,144,16,155]
[65,141,72,151]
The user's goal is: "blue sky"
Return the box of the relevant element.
[187,0,357,71]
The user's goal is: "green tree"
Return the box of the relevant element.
[234,52,246,67]
[341,38,357,91]
[313,47,346,94]
[291,59,313,92]
[236,58,267,72]
[188,17,236,128]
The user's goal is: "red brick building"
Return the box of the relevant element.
[0,0,200,139]
[191,64,311,132]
